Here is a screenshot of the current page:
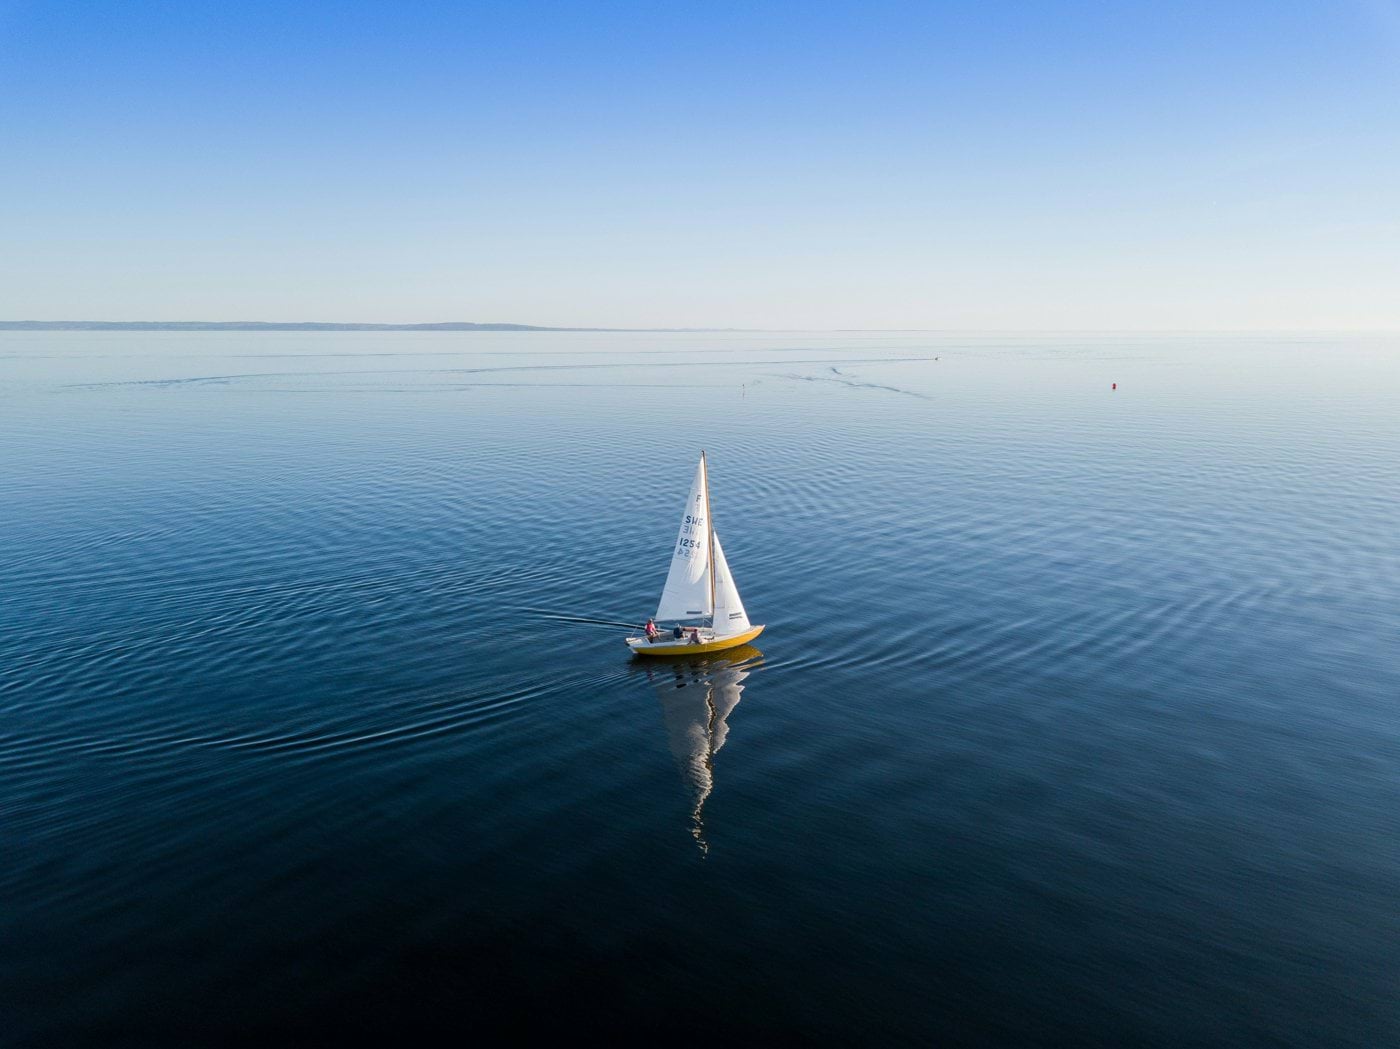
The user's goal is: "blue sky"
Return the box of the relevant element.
[2,1,1397,328]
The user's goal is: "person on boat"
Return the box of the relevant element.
[689,627,701,644]
[673,624,684,640]
[645,618,659,642]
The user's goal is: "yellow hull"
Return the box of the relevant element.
[628,624,765,656]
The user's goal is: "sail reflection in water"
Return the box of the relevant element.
[643,647,762,854]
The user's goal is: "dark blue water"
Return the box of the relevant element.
[4,331,1399,1045]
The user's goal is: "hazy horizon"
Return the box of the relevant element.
[6,319,1400,334]
[8,319,1400,331]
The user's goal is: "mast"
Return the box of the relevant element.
[702,450,716,625]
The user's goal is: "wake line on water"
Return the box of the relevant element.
[773,366,931,399]
[65,356,939,389]
[260,382,731,393]
[518,608,645,630]
[223,346,894,360]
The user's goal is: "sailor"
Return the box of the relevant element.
[673,624,684,640]
[645,618,659,642]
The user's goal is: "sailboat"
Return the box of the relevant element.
[626,452,765,656]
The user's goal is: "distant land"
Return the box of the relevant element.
[0,321,725,332]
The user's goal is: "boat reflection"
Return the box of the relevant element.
[640,645,763,855]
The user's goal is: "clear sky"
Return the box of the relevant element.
[2,1,1398,329]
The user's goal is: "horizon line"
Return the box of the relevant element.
[3,320,1399,335]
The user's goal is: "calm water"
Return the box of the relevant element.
[3,331,1399,1045]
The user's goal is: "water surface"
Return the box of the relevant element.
[3,331,1399,1045]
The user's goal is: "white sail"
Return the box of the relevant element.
[710,532,751,638]
[654,455,712,622]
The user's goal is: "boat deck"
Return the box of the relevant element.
[626,624,764,656]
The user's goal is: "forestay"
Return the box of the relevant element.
[655,456,712,621]
[710,533,751,637]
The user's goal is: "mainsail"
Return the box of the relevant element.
[710,533,751,638]
[654,455,712,621]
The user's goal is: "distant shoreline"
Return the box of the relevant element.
[3,322,1390,334]
[0,321,732,332]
